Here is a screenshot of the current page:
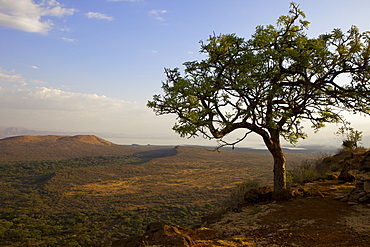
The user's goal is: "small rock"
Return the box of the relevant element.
[340,195,349,202]
[359,195,370,203]
[353,192,365,200]
[358,191,367,197]
[333,195,345,200]
[196,227,218,240]
[347,202,358,206]
[244,186,273,203]
[325,173,338,180]
[364,181,370,193]
[359,151,370,171]
[357,180,364,185]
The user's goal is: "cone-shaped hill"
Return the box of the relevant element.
[2,135,114,146]
[0,135,167,161]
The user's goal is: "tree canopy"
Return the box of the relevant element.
[147,3,370,195]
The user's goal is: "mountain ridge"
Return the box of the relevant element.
[1,134,115,146]
[0,134,167,161]
[0,127,95,139]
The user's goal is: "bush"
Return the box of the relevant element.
[288,159,321,183]
[225,181,260,208]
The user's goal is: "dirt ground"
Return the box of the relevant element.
[199,181,370,247]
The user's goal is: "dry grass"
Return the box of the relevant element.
[46,145,316,211]
[0,137,322,246]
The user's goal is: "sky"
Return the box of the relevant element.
[0,0,370,148]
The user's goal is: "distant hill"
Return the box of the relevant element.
[0,127,37,137]
[2,135,115,146]
[0,127,94,139]
[0,135,167,161]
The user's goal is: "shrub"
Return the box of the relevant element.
[225,181,260,208]
[335,127,363,152]
[288,159,321,183]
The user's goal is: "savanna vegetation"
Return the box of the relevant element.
[0,143,315,247]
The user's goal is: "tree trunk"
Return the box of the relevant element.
[263,131,287,199]
[271,143,287,197]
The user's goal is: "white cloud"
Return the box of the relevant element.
[58,26,71,32]
[86,12,114,21]
[0,87,129,112]
[61,37,76,42]
[29,79,47,85]
[0,86,155,135]
[149,9,168,21]
[15,87,124,111]
[31,65,39,69]
[0,68,27,86]
[0,0,75,34]
[40,0,75,17]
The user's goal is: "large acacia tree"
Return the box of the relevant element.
[147,3,370,196]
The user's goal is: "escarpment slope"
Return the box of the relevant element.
[0,135,166,161]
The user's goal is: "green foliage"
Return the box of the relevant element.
[0,155,144,178]
[0,156,150,246]
[148,3,370,147]
[335,126,363,151]
[1,152,247,246]
[148,2,370,193]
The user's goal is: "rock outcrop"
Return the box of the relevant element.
[111,222,198,247]
[335,178,370,205]
[359,151,370,172]
[244,186,273,202]
[333,150,370,205]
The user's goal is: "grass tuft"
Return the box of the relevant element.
[227,181,260,208]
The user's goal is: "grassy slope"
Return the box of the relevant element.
[0,136,316,246]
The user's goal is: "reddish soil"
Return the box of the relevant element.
[200,181,370,247]
[247,197,369,246]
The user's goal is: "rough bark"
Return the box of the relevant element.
[262,130,287,199]
[271,144,287,198]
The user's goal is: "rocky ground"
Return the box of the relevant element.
[112,180,370,247]
[204,180,370,246]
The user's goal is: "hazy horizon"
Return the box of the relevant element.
[2,125,369,151]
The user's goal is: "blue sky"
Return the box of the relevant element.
[1,0,370,147]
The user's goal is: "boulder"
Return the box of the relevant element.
[338,178,370,204]
[338,170,356,183]
[364,180,370,193]
[244,186,273,203]
[358,195,370,203]
[359,151,370,172]
[111,222,196,247]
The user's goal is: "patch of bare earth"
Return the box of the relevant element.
[199,181,370,246]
